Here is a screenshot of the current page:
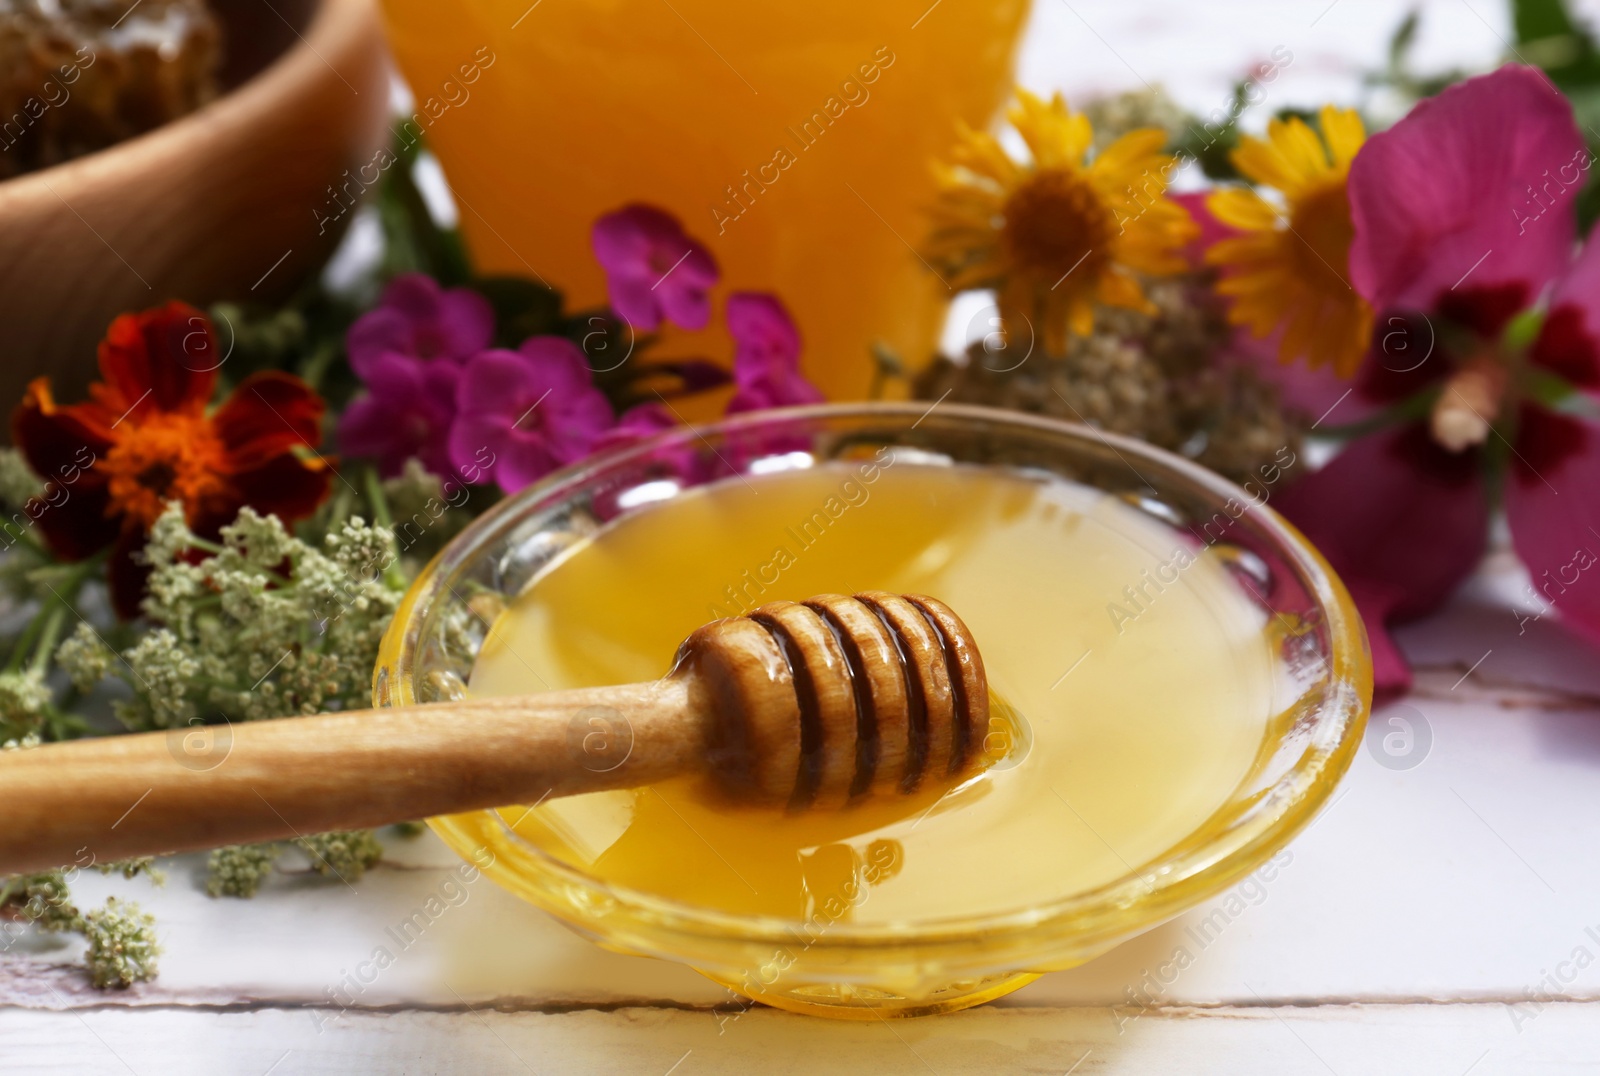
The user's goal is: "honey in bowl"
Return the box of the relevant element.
[468,455,1285,924]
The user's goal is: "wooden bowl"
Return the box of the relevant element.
[0,0,391,409]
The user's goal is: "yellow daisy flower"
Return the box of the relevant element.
[926,90,1198,355]
[1205,105,1374,377]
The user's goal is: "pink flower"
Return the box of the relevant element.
[1346,67,1582,319]
[724,292,824,414]
[726,374,826,413]
[1268,66,1600,698]
[727,293,801,383]
[706,292,824,470]
[586,403,703,522]
[339,273,495,476]
[337,354,462,479]
[591,205,719,332]
[448,338,614,495]
[346,273,495,379]
[593,402,678,454]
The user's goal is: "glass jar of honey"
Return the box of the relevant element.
[376,0,1032,400]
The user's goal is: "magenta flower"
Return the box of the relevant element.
[585,403,701,522]
[1269,66,1600,698]
[593,402,678,454]
[724,292,824,414]
[337,354,462,479]
[591,205,719,332]
[727,293,801,383]
[448,337,614,495]
[711,292,824,471]
[727,374,826,413]
[346,273,495,379]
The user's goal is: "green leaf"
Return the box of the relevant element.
[377,137,473,286]
[1511,0,1600,87]
[470,276,564,347]
[1388,9,1420,71]
[1513,0,1583,44]
[1171,121,1240,182]
[1503,307,1546,350]
[1577,171,1600,234]
[606,358,731,410]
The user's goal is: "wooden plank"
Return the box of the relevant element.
[1,1002,1595,1075]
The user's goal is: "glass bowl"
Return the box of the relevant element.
[373,403,1372,1019]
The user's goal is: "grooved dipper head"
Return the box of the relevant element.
[677,592,988,809]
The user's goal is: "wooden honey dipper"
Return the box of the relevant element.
[0,593,987,875]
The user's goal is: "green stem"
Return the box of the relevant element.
[867,341,903,402]
[4,605,46,675]
[325,480,355,531]
[27,604,67,678]
[42,705,92,742]
[0,520,48,558]
[1309,389,1437,441]
[363,467,395,532]
[299,339,342,394]
[3,554,102,674]
[362,468,409,592]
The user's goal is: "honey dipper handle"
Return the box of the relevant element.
[0,680,703,876]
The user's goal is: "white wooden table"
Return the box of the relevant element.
[5,551,1597,1072]
[8,1,1600,1071]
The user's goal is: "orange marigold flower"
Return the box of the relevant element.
[12,302,331,618]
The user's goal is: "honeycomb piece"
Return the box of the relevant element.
[0,0,220,179]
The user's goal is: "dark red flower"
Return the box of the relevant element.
[12,302,332,618]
